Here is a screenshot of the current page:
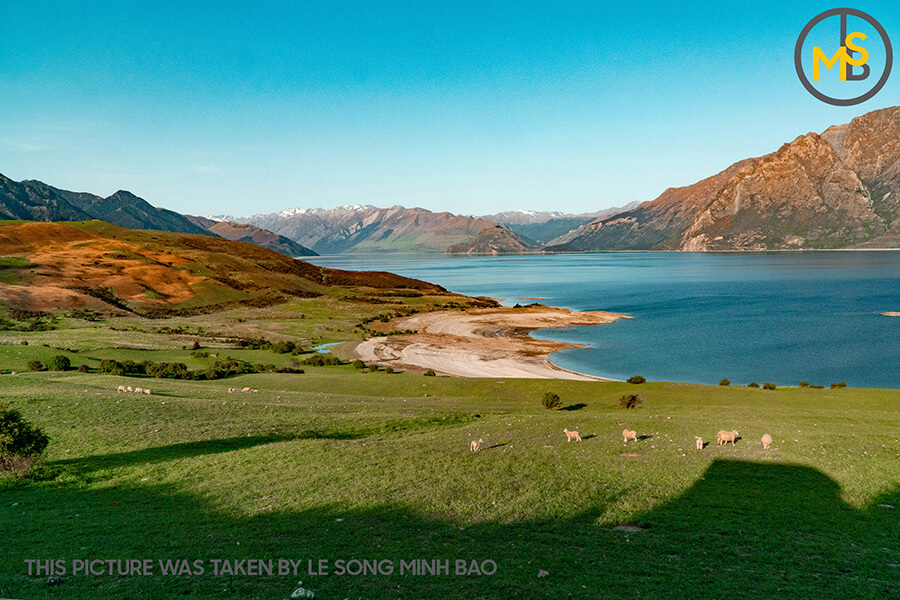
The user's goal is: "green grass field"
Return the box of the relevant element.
[3,331,900,600]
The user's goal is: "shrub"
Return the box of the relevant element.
[384,366,395,374]
[799,381,810,388]
[619,393,644,409]
[46,355,71,371]
[830,381,847,389]
[748,382,760,388]
[191,350,209,359]
[542,392,561,410]
[352,360,366,369]
[424,370,436,377]
[626,375,646,384]
[719,379,730,386]
[0,404,49,472]
[270,341,297,354]
[192,340,201,351]
[302,354,343,367]
[77,364,89,373]
[26,360,45,372]
[810,384,825,389]
[763,382,777,390]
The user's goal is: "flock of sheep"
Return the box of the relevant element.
[116,385,151,395]
[469,427,774,451]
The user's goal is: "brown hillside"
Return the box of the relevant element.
[0,220,468,314]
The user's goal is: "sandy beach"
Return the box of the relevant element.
[352,305,630,380]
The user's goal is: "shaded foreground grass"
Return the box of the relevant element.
[3,371,900,599]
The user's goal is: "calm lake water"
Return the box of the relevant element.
[305,252,900,388]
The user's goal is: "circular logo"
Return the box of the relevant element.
[795,8,892,106]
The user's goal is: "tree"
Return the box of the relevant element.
[626,375,646,384]
[719,379,730,386]
[542,392,561,410]
[0,403,49,471]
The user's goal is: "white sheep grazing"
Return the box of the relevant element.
[564,428,582,442]
[127,386,133,393]
[623,429,637,443]
[228,388,236,393]
[695,436,703,450]
[761,434,772,450]
[117,385,127,392]
[10,371,17,376]
[134,387,143,394]
[717,430,739,446]
[143,389,151,395]
[470,438,484,452]
[241,387,251,393]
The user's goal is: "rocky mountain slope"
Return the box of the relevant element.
[547,106,900,251]
[238,205,533,254]
[0,174,94,222]
[186,215,317,257]
[25,182,210,236]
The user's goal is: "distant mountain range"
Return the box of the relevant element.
[3,106,898,255]
[234,205,534,254]
[479,204,641,245]
[547,106,900,252]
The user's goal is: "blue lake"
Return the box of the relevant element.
[305,252,900,389]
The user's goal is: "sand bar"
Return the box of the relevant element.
[352,305,631,380]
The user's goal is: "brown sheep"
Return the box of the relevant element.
[470,438,484,452]
[564,429,582,442]
[717,430,739,446]
[623,429,637,443]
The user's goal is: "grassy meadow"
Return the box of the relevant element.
[2,307,900,599]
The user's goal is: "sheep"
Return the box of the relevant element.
[10,371,17,376]
[470,438,484,452]
[228,388,236,393]
[695,436,703,450]
[143,389,151,395]
[117,385,127,392]
[564,428,582,442]
[761,434,772,450]
[134,387,143,394]
[126,386,133,393]
[717,430,739,446]
[241,387,251,393]
[622,429,637,443]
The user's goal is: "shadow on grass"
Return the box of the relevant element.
[581,434,597,440]
[637,434,653,441]
[48,431,365,475]
[4,460,900,599]
[558,403,587,411]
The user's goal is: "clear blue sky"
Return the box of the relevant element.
[1,1,897,217]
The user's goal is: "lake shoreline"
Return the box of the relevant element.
[351,305,631,380]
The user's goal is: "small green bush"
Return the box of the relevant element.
[424,370,436,377]
[352,360,366,369]
[619,393,644,409]
[384,367,395,374]
[191,350,209,358]
[26,359,44,372]
[763,382,777,390]
[799,381,810,388]
[626,375,646,384]
[810,384,825,389]
[830,381,847,389]
[748,382,760,388]
[0,404,49,472]
[542,392,561,410]
[192,340,201,351]
[77,364,89,373]
[46,355,71,371]
[719,379,730,386]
